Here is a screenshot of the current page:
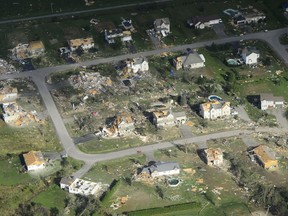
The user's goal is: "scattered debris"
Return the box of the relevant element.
[0,59,17,74]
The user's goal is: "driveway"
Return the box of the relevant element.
[179,124,194,138]
[268,108,288,129]
[212,23,226,38]
[235,106,252,122]
[241,135,258,148]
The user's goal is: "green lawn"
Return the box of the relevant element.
[0,157,31,186]
[33,184,67,210]
[77,137,144,154]
[0,121,62,156]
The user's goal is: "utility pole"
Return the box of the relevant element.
[50,3,54,14]
[265,205,271,216]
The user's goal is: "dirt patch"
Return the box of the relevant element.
[63,27,83,40]
[95,21,116,33]
[7,31,28,47]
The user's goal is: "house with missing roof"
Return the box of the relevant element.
[241,47,260,65]
[68,37,95,52]
[187,15,222,29]
[140,162,180,178]
[124,57,149,73]
[250,145,278,170]
[23,151,45,171]
[199,101,231,120]
[154,18,170,37]
[11,41,45,60]
[173,52,205,70]
[260,93,284,110]
[105,29,124,44]
[203,148,224,166]
[102,113,135,137]
[60,177,109,196]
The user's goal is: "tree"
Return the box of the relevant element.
[179,94,187,106]
[155,186,164,199]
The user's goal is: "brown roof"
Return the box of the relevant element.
[28,41,45,50]
[23,151,45,166]
[205,148,223,160]
[68,37,94,47]
[253,145,276,162]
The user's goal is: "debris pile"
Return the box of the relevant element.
[0,59,17,74]
[68,71,113,97]
[101,112,135,137]
[110,195,129,210]
[2,102,40,126]
[0,85,40,126]
[11,41,45,60]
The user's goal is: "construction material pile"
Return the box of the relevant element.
[0,59,17,74]
[2,102,40,126]
[69,71,112,96]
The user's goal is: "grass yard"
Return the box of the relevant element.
[33,184,67,210]
[0,156,31,186]
[0,120,61,156]
[84,155,146,184]
[78,137,143,154]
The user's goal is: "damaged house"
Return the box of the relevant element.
[0,86,18,103]
[173,52,205,70]
[152,109,187,128]
[68,37,95,52]
[124,57,149,73]
[154,18,170,37]
[102,113,135,137]
[11,41,45,60]
[139,162,180,178]
[250,145,278,170]
[203,148,224,166]
[60,177,108,197]
[199,101,231,120]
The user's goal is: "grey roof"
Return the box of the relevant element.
[173,111,186,118]
[188,15,221,25]
[180,53,204,66]
[142,162,180,174]
[211,103,223,109]
[242,47,259,56]
[260,93,284,102]
[133,57,147,65]
[60,177,74,186]
[154,17,170,26]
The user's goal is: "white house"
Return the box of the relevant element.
[125,57,149,73]
[260,93,284,110]
[154,18,170,36]
[200,101,231,120]
[105,29,123,44]
[152,110,175,127]
[173,52,205,70]
[60,177,108,196]
[241,47,259,65]
[68,37,94,52]
[23,151,45,171]
[187,15,222,29]
[141,162,180,178]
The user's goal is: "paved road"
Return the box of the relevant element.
[1,27,288,178]
[0,0,172,25]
